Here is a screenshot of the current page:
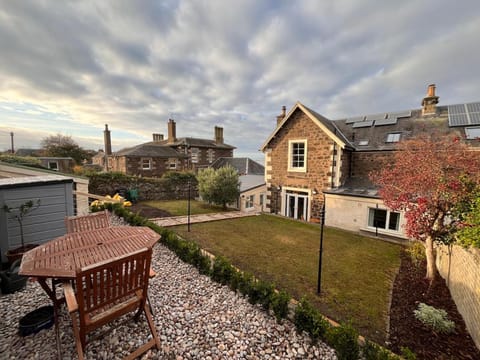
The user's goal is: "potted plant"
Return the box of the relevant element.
[3,199,41,264]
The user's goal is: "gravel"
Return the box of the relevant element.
[0,216,336,359]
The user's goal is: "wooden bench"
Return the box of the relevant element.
[63,247,160,360]
[65,210,110,233]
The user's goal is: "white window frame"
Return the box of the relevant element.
[191,148,199,163]
[168,158,177,169]
[386,133,401,143]
[141,158,152,170]
[465,127,480,140]
[207,149,215,163]
[245,194,255,209]
[48,161,59,171]
[288,139,307,172]
[367,207,400,232]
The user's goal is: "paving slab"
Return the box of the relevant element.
[151,211,258,227]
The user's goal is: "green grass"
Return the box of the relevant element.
[173,214,401,342]
[141,199,232,216]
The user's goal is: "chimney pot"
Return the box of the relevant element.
[427,84,436,97]
[422,84,439,116]
[215,126,224,144]
[277,105,287,126]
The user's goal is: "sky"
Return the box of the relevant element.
[1,1,479,163]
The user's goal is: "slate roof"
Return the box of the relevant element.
[239,174,266,192]
[211,157,265,175]
[152,137,236,150]
[115,143,187,158]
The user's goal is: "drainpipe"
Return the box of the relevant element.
[331,142,336,189]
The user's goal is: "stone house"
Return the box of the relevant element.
[261,85,480,239]
[94,121,235,177]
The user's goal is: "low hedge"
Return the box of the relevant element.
[108,204,413,360]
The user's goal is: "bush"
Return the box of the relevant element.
[294,297,329,340]
[326,322,359,360]
[363,340,403,360]
[211,256,236,285]
[238,272,255,297]
[400,347,417,360]
[405,241,426,268]
[255,280,275,310]
[271,290,290,322]
[413,303,455,333]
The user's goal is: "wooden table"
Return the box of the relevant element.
[19,226,160,359]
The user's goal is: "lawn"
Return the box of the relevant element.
[141,199,232,216]
[173,214,402,342]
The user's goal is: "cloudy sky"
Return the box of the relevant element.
[1,1,479,162]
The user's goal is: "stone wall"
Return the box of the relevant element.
[351,151,395,178]
[436,245,480,350]
[88,173,198,201]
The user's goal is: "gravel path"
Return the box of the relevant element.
[0,218,336,359]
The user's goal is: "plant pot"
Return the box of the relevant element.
[6,244,38,265]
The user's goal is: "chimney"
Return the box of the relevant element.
[422,84,439,116]
[152,133,164,142]
[215,126,224,144]
[104,124,112,155]
[167,119,176,144]
[276,105,286,125]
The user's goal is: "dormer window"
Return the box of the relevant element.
[386,133,401,143]
[465,127,480,140]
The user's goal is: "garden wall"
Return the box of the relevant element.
[88,173,198,201]
[436,244,480,350]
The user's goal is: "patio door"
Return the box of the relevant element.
[285,192,308,220]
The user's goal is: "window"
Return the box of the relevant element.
[386,133,401,143]
[142,158,152,170]
[191,148,199,163]
[368,208,400,231]
[465,127,480,140]
[48,161,59,171]
[288,140,307,172]
[259,194,264,206]
[207,149,215,163]
[168,158,177,169]
[245,195,254,208]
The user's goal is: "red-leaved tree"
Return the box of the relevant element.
[371,133,480,280]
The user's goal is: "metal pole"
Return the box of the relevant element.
[187,181,191,232]
[10,132,14,153]
[317,200,325,295]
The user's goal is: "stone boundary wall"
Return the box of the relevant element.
[88,174,198,201]
[436,244,480,350]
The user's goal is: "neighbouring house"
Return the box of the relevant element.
[261,84,480,239]
[38,157,75,173]
[211,157,267,212]
[93,121,235,176]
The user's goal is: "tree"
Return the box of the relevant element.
[370,134,480,280]
[41,134,92,165]
[197,165,240,210]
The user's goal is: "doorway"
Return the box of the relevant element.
[285,191,308,220]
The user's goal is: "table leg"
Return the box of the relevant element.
[37,278,63,360]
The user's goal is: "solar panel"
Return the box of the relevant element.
[388,110,411,118]
[352,120,374,128]
[345,116,365,124]
[448,102,480,127]
[365,113,386,121]
[374,118,398,126]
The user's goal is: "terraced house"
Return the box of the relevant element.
[261,85,480,240]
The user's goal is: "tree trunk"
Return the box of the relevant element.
[425,235,436,281]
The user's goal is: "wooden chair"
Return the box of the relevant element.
[63,248,161,360]
[65,210,110,233]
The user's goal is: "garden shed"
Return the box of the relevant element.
[0,175,74,263]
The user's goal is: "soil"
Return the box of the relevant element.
[129,203,172,218]
[388,250,480,359]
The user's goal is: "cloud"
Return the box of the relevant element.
[0,0,479,158]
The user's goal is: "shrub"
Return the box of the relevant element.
[413,303,455,333]
[238,272,254,297]
[294,297,329,340]
[211,256,235,285]
[400,347,417,360]
[363,340,403,360]
[405,241,426,268]
[326,322,359,360]
[271,290,290,322]
[255,280,275,310]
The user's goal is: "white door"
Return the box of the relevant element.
[285,192,308,220]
